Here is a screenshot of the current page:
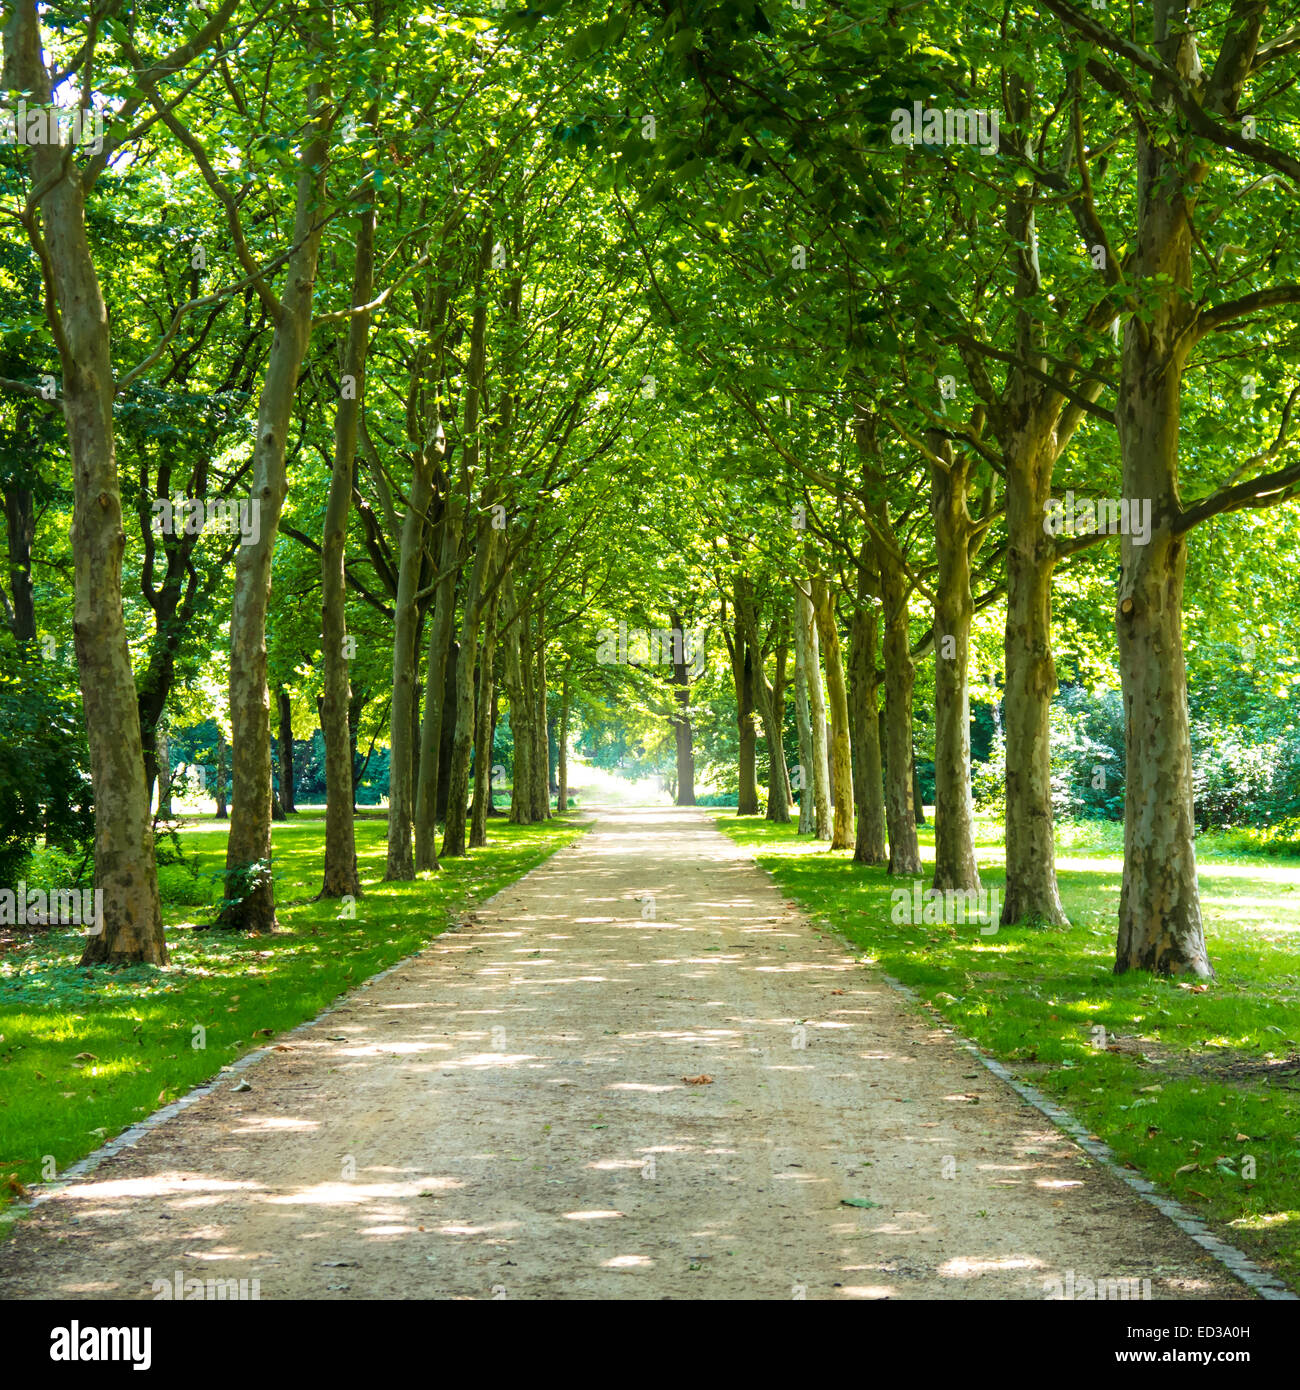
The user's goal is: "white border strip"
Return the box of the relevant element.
[7,823,592,1220]
[879,971,1298,1301]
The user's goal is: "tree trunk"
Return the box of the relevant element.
[384,443,434,879]
[879,541,921,875]
[503,575,533,824]
[487,686,501,813]
[436,645,456,822]
[668,606,696,805]
[760,634,792,823]
[156,723,172,817]
[469,592,499,848]
[812,578,853,849]
[6,3,167,964]
[792,583,816,834]
[1001,432,1068,925]
[414,503,462,870]
[1113,88,1209,977]
[441,525,496,856]
[530,623,550,819]
[4,478,36,641]
[271,705,286,821]
[276,688,295,816]
[848,554,887,865]
[318,190,375,898]
[221,81,330,933]
[439,225,494,856]
[557,670,572,812]
[729,589,761,815]
[796,580,832,839]
[214,736,228,819]
[929,435,981,893]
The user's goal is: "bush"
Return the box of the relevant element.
[0,639,94,885]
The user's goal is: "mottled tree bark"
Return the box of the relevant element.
[929,433,981,894]
[1001,430,1067,925]
[1113,27,1209,975]
[6,2,167,963]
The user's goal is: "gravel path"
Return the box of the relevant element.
[0,806,1249,1300]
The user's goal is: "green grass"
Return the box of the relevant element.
[712,811,1300,1292]
[0,811,586,1216]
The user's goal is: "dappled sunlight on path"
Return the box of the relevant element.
[0,807,1248,1300]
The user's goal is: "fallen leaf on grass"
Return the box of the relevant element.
[682,1074,713,1085]
[1174,1163,1199,1176]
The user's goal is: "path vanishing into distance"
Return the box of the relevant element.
[0,807,1251,1300]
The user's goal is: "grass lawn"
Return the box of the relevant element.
[713,811,1300,1293]
[0,810,587,1220]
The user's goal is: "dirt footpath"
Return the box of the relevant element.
[0,806,1249,1300]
